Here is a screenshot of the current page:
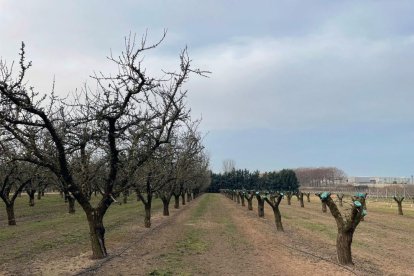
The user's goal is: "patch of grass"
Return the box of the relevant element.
[176,228,207,254]
[190,193,214,220]
[282,213,292,219]
[298,220,337,240]
[0,194,163,265]
[148,269,174,276]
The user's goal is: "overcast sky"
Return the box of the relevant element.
[1,0,414,176]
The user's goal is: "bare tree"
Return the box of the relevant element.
[316,192,327,213]
[0,33,207,258]
[297,192,304,208]
[264,192,284,231]
[255,192,265,217]
[0,161,32,225]
[393,196,404,215]
[244,191,254,210]
[336,193,344,207]
[222,159,235,173]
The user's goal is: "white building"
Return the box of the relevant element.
[347,176,411,185]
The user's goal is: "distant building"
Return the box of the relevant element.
[347,176,411,186]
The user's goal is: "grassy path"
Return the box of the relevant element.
[91,194,355,276]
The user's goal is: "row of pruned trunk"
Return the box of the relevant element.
[223,189,367,266]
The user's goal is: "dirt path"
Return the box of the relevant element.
[80,194,358,275]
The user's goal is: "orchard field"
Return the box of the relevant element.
[1,193,413,275]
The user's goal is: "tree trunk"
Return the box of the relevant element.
[162,198,170,216]
[393,197,403,215]
[174,194,180,209]
[322,201,327,213]
[306,193,310,202]
[299,197,304,208]
[68,196,76,214]
[86,212,107,259]
[336,230,354,265]
[6,203,16,226]
[397,202,403,215]
[338,197,343,207]
[257,197,265,217]
[272,206,284,231]
[144,203,152,228]
[247,198,253,210]
[394,200,403,215]
[37,191,42,200]
[240,194,245,206]
[29,193,35,207]
[287,196,291,205]
[236,193,240,204]
[123,191,128,204]
[181,192,186,205]
[186,192,191,202]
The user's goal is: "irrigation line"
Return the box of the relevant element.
[75,197,198,276]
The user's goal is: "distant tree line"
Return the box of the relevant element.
[207,169,299,193]
[294,167,346,187]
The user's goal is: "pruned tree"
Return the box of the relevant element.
[263,192,284,231]
[352,193,367,221]
[255,191,265,217]
[285,191,293,205]
[305,192,310,202]
[238,190,245,207]
[0,161,31,225]
[316,192,327,213]
[336,193,344,207]
[297,192,304,208]
[320,192,366,265]
[393,196,404,215]
[244,190,254,211]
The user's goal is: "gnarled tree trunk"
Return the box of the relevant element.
[239,192,245,206]
[245,193,254,210]
[286,192,292,205]
[68,195,76,214]
[181,191,186,205]
[161,197,171,216]
[298,192,304,208]
[6,203,16,226]
[174,194,180,209]
[264,194,284,231]
[337,193,344,207]
[256,194,265,217]
[336,230,354,264]
[144,202,152,227]
[393,196,404,215]
[324,193,364,265]
[86,211,107,259]
[27,190,36,206]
